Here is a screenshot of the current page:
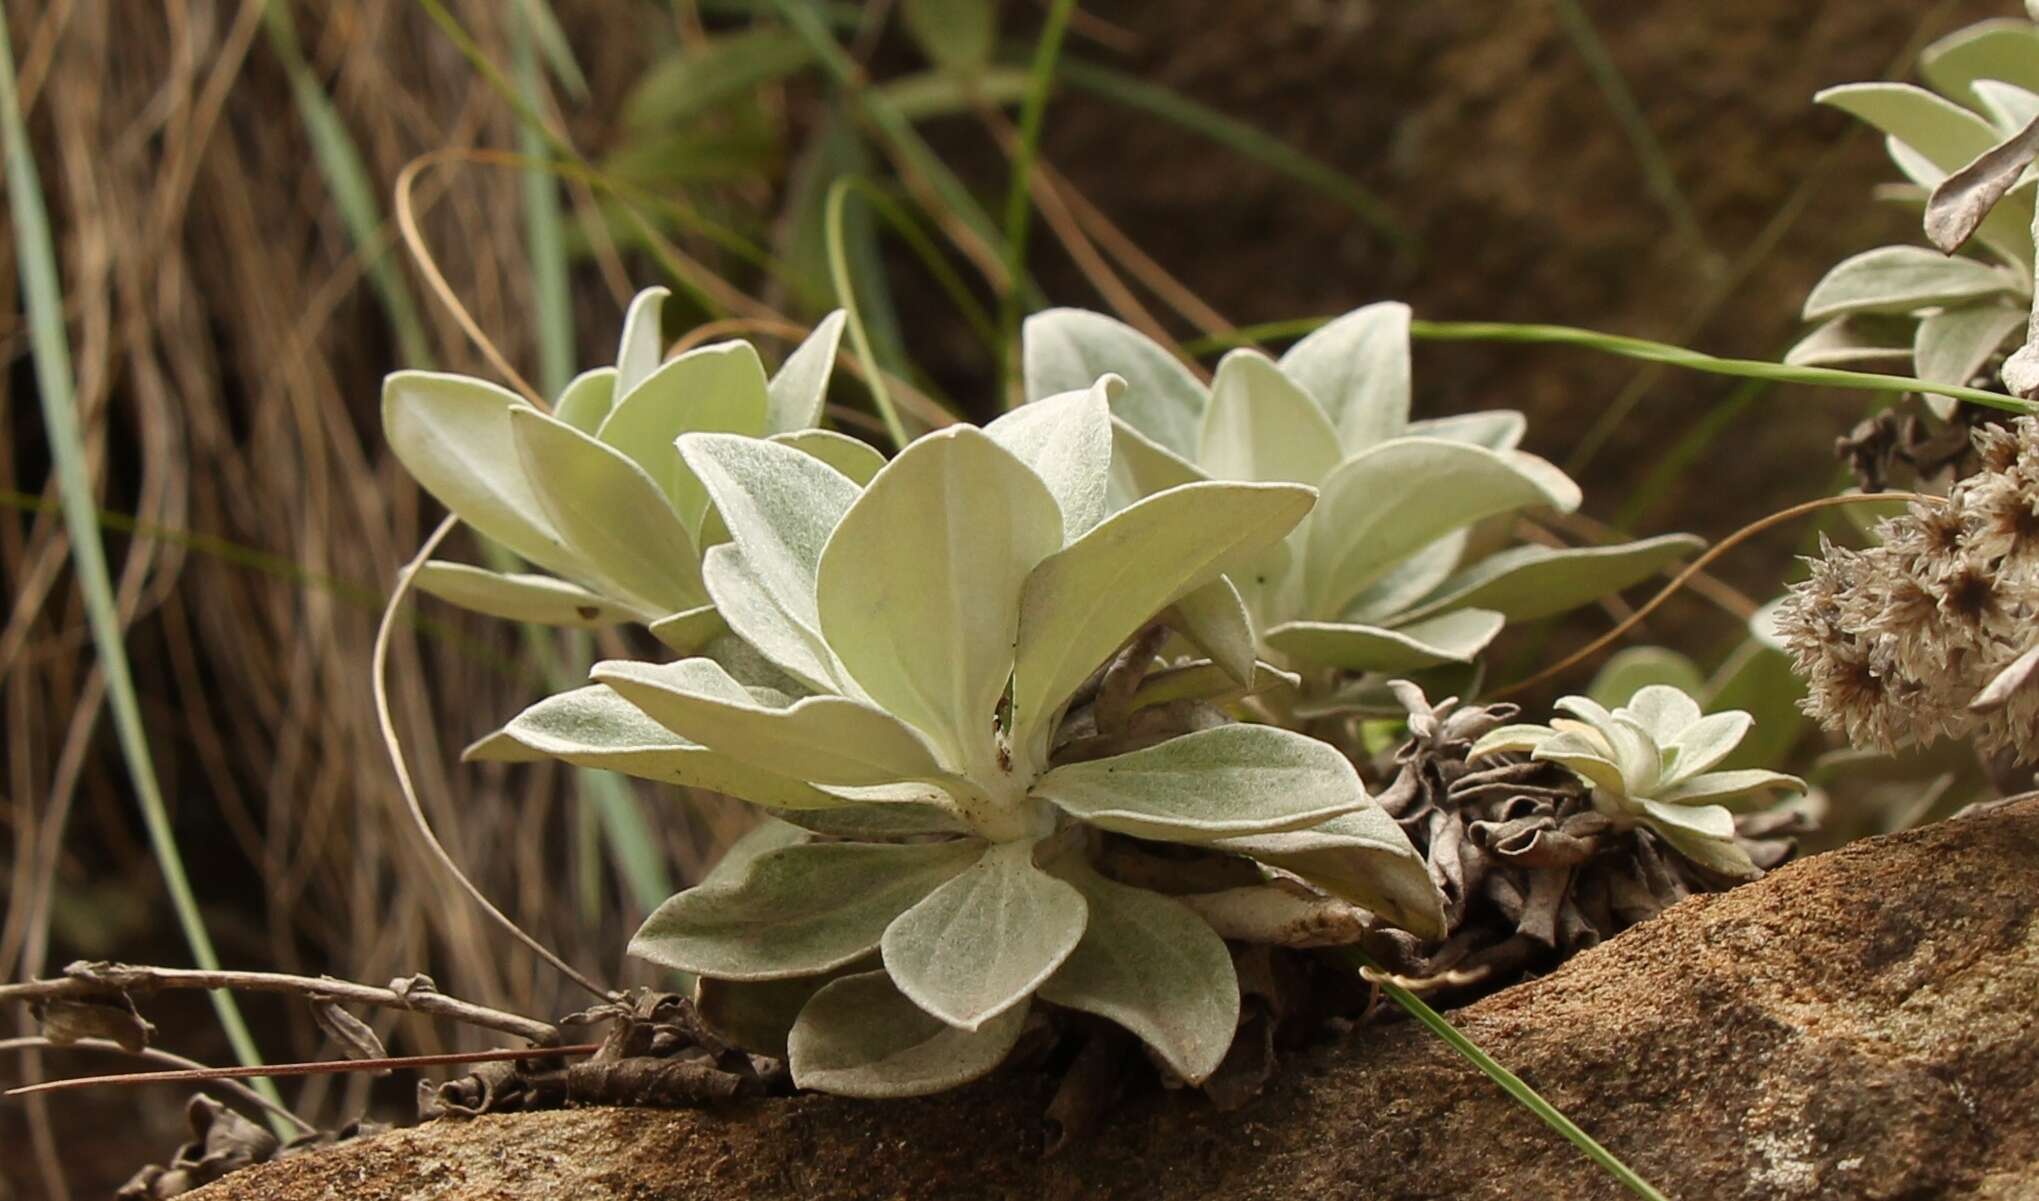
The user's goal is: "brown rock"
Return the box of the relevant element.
[192,798,2039,1201]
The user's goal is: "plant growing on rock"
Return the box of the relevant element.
[1790,15,2039,414]
[1021,305,1700,703]
[1468,684,1807,879]
[382,286,858,651]
[468,383,1443,1098]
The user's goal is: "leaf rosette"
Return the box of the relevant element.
[382,286,863,650]
[1469,685,1806,879]
[468,382,1443,1098]
[1021,306,1701,693]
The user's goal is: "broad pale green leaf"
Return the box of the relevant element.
[1817,82,2004,172]
[553,366,618,434]
[1207,808,1444,939]
[1533,737,1629,798]
[678,432,860,631]
[1264,609,1504,673]
[1307,438,1580,616]
[1660,710,1752,784]
[593,657,949,787]
[1921,19,2039,112]
[1036,863,1237,1084]
[596,341,771,525]
[1784,313,1918,367]
[1554,696,1662,788]
[1276,301,1411,454]
[381,372,578,578]
[1033,724,1365,843]
[1801,246,2015,321]
[630,839,982,979]
[1916,302,2026,419]
[700,819,812,889]
[1340,531,1469,625]
[1620,684,1704,746]
[614,285,670,398]
[1468,723,1556,759]
[1011,481,1313,760]
[647,604,726,654]
[1107,416,1207,511]
[1635,798,1757,878]
[465,684,845,809]
[1398,533,1703,624]
[1023,308,1208,460]
[1970,80,2039,137]
[1167,577,1256,686]
[1196,349,1341,486]
[818,428,1064,775]
[701,544,842,693]
[1587,647,1706,712]
[1404,409,1526,451]
[511,408,705,612]
[988,377,1116,539]
[788,969,1029,1098]
[415,561,642,626]
[777,799,968,838]
[768,428,884,485]
[882,839,1086,1031]
[765,309,847,433]
[1655,767,1805,811]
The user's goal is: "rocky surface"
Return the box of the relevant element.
[189,797,2039,1201]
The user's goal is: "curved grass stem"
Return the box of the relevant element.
[1340,949,1671,1201]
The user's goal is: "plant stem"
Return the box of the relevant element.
[0,13,288,1131]
[1340,949,1671,1201]
[1186,316,2037,415]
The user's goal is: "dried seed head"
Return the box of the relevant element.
[1777,417,2039,763]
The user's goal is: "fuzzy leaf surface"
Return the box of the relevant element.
[1023,309,1207,460]
[788,970,1029,1098]
[1276,301,1411,454]
[988,377,1116,539]
[765,309,847,433]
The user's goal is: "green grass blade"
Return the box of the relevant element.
[827,178,910,449]
[1551,0,1709,260]
[1340,949,1671,1201]
[1061,59,1413,251]
[515,0,589,101]
[512,6,672,917]
[262,1,433,367]
[997,0,1078,403]
[1189,316,2037,415]
[772,0,1042,308]
[0,16,290,1130]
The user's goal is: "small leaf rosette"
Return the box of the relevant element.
[1469,685,1805,879]
[471,385,1442,1098]
[1022,305,1700,682]
[382,286,861,650]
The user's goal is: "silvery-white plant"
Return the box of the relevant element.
[383,286,860,651]
[467,383,1443,1098]
[1789,16,2039,413]
[1468,685,1806,879]
[1021,306,1700,692]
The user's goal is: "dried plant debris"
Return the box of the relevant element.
[419,991,785,1120]
[118,1095,385,1199]
[1365,683,1809,994]
[1835,402,1995,495]
[1777,417,2039,764]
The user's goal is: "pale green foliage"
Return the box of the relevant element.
[1469,685,1805,879]
[467,396,1441,1099]
[383,286,849,648]
[1022,306,1700,682]
[1795,18,2039,413]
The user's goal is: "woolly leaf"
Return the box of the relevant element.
[1399,534,1703,624]
[1276,301,1411,454]
[1197,349,1342,486]
[614,285,670,398]
[597,340,771,526]
[553,366,618,434]
[1263,609,1505,673]
[789,970,1029,1098]
[630,839,981,979]
[765,309,847,433]
[1801,246,2016,321]
[988,377,1116,539]
[415,561,642,627]
[679,432,860,631]
[1033,724,1365,843]
[882,839,1086,1031]
[768,428,885,486]
[1023,308,1208,460]
[1209,807,1442,938]
[1037,863,1237,1084]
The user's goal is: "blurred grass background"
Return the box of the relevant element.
[0,1,2006,1195]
